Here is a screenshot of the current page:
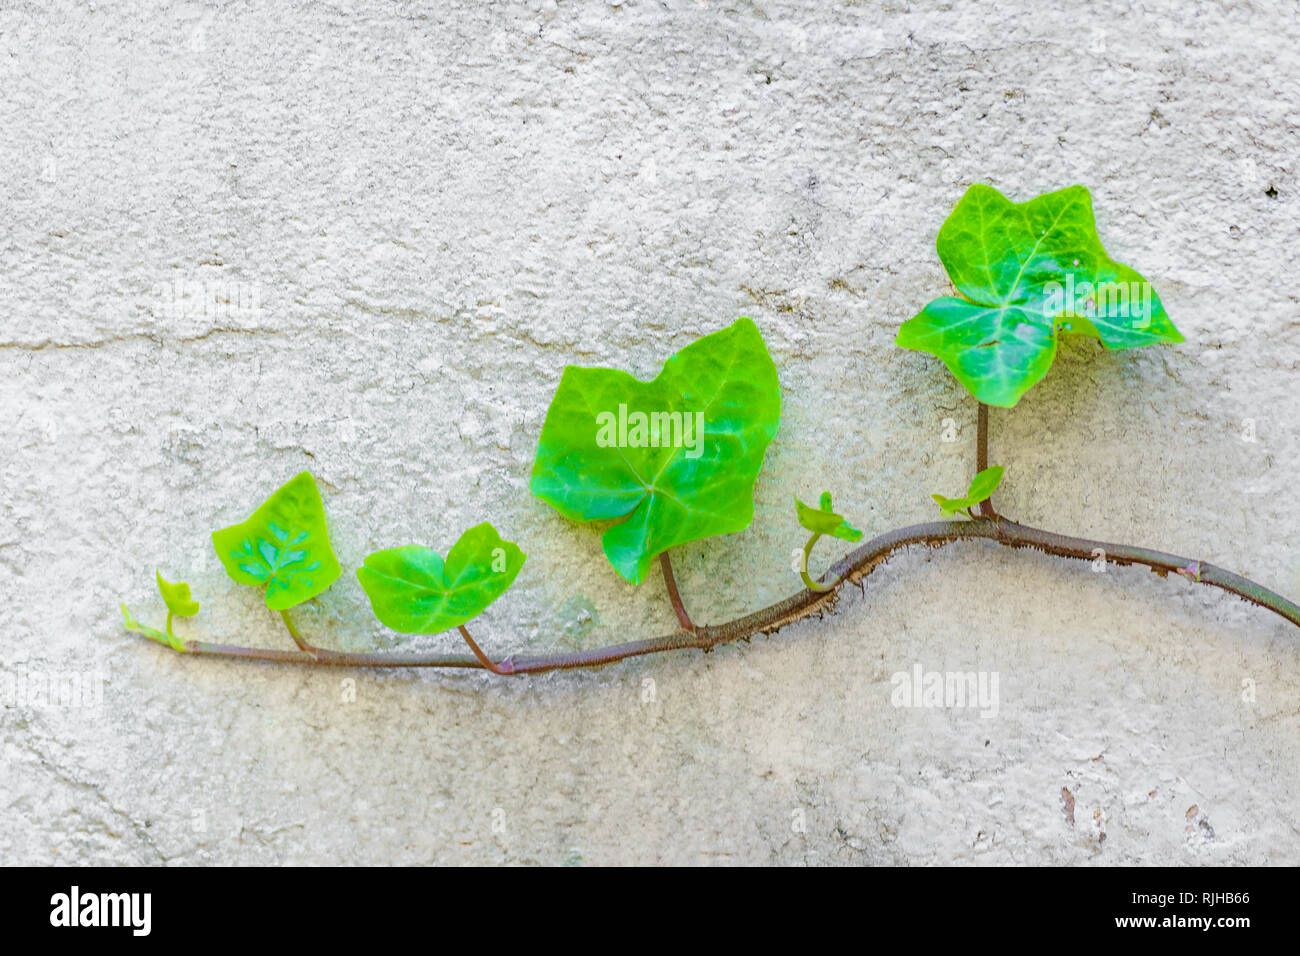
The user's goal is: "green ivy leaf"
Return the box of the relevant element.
[121,603,187,652]
[794,491,863,542]
[357,522,526,634]
[932,465,1005,518]
[530,317,781,584]
[211,471,342,610]
[897,184,1184,407]
[966,465,1004,504]
[155,570,199,617]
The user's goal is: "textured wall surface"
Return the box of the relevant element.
[2,0,1299,865]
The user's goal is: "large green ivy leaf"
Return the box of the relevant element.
[897,184,1183,407]
[357,522,526,634]
[211,471,342,610]
[531,317,782,584]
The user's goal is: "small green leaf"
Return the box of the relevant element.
[931,466,1005,518]
[930,493,967,518]
[121,603,187,652]
[357,522,526,634]
[794,492,863,542]
[155,570,199,617]
[965,465,1004,505]
[211,471,342,610]
[530,317,782,584]
[897,184,1183,407]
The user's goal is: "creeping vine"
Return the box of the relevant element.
[121,184,1300,675]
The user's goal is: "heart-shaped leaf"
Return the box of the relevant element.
[156,570,199,617]
[795,491,863,542]
[897,184,1184,407]
[211,471,342,610]
[530,317,781,584]
[932,465,1005,518]
[357,522,526,634]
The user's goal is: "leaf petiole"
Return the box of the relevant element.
[660,551,695,631]
[800,532,837,592]
[457,624,513,675]
[976,403,997,518]
[279,609,315,655]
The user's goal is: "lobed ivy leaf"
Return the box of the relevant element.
[795,491,864,542]
[357,522,526,634]
[897,184,1183,407]
[121,603,187,652]
[932,465,1005,518]
[530,317,781,584]
[211,471,342,610]
[156,570,199,617]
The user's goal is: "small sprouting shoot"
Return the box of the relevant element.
[932,466,1005,519]
[794,491,863,592]
[120,570,200,652]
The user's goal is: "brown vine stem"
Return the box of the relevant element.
[170,516,1300,675]
[976,402,997,518]
[660,551,695,631]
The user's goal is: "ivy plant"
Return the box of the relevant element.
[358,523,525,635]
[120,183,1300,678]
[211,470,342,611]
[530,316,781,587]
[125,472,527,669]
[357,523,526,673]
[896,184,1183,407]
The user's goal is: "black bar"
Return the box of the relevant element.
[0,866,1282,942]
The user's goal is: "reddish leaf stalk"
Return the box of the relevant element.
[457,624,513,675]
[660,551,695,631]
[976,402,997,518]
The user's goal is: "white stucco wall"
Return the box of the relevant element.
[2,0,1298,864]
